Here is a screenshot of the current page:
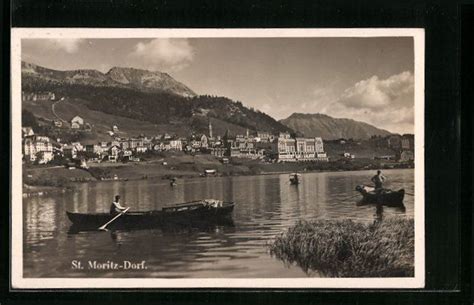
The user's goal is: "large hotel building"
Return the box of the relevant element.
[275,132,328,162]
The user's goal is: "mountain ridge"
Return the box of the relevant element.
[280,112,392,140]
[22,61,196,97]
[21,62,293,137]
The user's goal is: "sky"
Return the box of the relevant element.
[22,37,414,134]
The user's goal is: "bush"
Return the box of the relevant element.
[269,217,414,277]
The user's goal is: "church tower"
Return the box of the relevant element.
[209,119,213,139]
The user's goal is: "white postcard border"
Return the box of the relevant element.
[11,28,425,289]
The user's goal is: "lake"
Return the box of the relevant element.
[23,168,414,278]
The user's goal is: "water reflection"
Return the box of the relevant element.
[24,169,414,278]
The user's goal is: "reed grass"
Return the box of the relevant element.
[269,218,414,277]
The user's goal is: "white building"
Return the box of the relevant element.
[135,145,148,153]
[169,139,183,151]
[23,136,54,163]
[274,134,328,162]
[107,145,121,162]
[70,116,84,129]
[22,91,56,101]
[315,137,324,153]
[120,149,134,161]
[200,135,209,149]
[230,136,260,158]
[22,127,35,137]
[256,131,274,142]
[71,142,84,152]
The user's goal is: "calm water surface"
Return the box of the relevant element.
[24,169,414,278]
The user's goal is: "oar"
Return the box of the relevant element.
[405,192,415,196]
[99,207,130,231]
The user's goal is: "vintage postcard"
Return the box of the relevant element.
[11,28,424,289]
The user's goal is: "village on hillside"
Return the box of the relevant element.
[22,112,414,169]
[22,90,414,184]
[22,114,330,165]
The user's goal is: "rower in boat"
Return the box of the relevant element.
[289,173,301,185]
[110,195,128,215]
[371,170,386,193]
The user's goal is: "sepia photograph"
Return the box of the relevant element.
[11,28,424,288]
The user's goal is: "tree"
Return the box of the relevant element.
[22,110,39,130]
[222,129,231,157]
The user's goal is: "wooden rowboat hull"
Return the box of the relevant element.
[360,190,405,205]
[66,201,235,230]
[355,185,405,206]
[289,178,299,185]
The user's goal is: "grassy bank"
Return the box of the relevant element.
[24,167,96,186]
[269,218,414,277]
[82,154,412,180]
[23,153,413,186]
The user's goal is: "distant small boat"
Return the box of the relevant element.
[355,185,405,206]
[203,169,217,177]
[289,173,301,185]
[66,199,235,230]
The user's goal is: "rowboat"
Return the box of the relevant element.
[66,199,235,230]
[355,185,405,206]
[289,173,301,185]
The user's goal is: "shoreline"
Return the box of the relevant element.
[23,159,414,196]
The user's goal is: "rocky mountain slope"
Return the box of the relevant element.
[280,113,392,140]
[105,67,195,97]
[22,62,292,137]
[22,61,196,97]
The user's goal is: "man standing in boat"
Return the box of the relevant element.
[371,170,386,192]
[110,195,127,215]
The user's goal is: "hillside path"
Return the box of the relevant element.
[51,99,66,122]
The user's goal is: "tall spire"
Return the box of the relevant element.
[209,119,213,139]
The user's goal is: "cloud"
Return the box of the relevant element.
[129,38,194,71]
[273,71,414,134]
[324,71,415,134]
[338,71,414,110]
[49,39,85,53]
[23,38,85,54]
